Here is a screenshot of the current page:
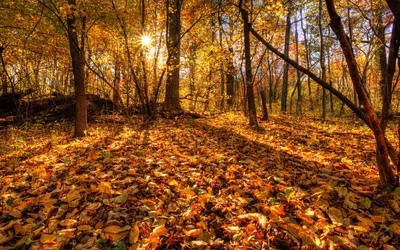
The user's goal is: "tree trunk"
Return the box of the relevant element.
[0,48,7,95]
[281,1,291,113]
[164,0,183,114]
[381,22,400,132]
[294,15,302,114]
[267,53,273,112]
[326,0,395,187]
[0,46,12,94]
[385,0,400,29]
[113,59,121,108]
[67,0,87,138]
[218,16,225,111]
[226,47,235,110]
[327,42,334,114]
[300,10,313,111]
[239,0,258,127]
[260,85,269,121]
[319,0,327,119]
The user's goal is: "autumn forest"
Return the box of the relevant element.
[1,0,400,249]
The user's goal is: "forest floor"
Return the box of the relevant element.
[0,113,400,249]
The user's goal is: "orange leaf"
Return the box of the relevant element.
[40,234,57,244]
[371,215,386,223]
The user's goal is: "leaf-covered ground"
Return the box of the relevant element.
[1,114,400,249]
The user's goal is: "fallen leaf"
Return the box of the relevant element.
[359,198,371,210]
[237,213,267,229]
[191,240,208,248]
[40,234,57,244]
[99,182,112,193]
[371,215,386,223]
[185,228,203,238]
[103,225,128,241]
[327,207,344,226]
[357,215,375,229]
[114,191,128,204]
[129,224,140,244]
[9,209,22,218]
[389,222,400,236]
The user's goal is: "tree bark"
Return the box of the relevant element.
[281,1,291,113]
[319,0,327,119]
[67,0,87,137]
[113,59,121,108]
[0,46,7,95]
[226,47,235,110]
[260,85,269,121]
[300,9,313,111]
[239,0,258,127]
[164,0,183,114]
[294,15,302,114]
[381,22,400,132]
[386,0,400,29]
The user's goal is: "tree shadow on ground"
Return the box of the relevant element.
[0,115,398,249]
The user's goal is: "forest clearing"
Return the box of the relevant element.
[2,0,400,248]
[0,114,399,249]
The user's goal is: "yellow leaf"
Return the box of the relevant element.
[152,225,168,237]
[270,205,285,217]
[99,182,112,193]
[349,224,370,233]
[57,228,76,238]
[129,225,140,244]
[60,219,77,227]
[357,215,375,229]
[40,234,57,244]
[191,240,208,248]
[185,228,203,238]
[103,225,127,241]
[78,225,92,231]
[180,189,196,198]
[104,225,122,234]
[198,193,211,205]
[148,225,168,246]
[9,209,22,218]
[169,180,179,187]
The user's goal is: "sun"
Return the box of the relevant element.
[141,35,152,46]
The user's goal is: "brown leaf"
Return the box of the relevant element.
[371,215,386,223]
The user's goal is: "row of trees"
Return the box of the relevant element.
[1,0,400,188]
